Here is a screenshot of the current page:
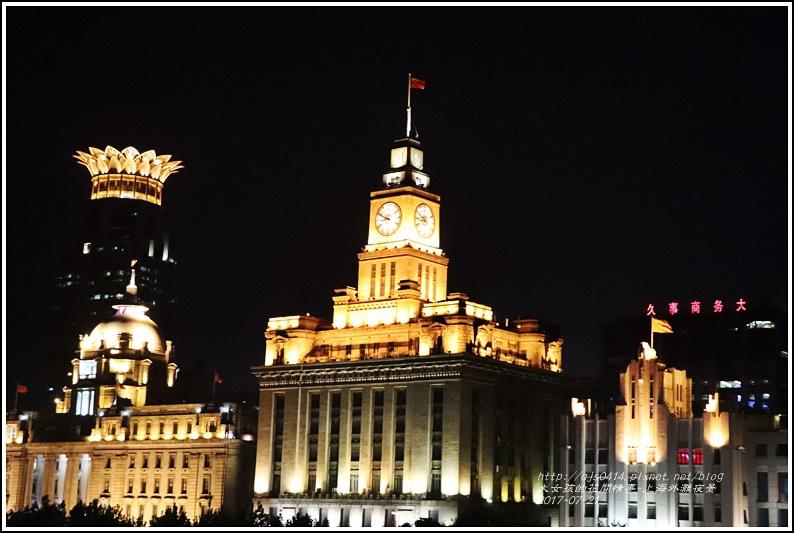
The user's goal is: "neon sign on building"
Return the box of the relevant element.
[645,298,747,316]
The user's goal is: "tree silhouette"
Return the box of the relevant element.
[67,499,136,526]
[285,511,316,527]
[149,503,192,527]
[251,503,284,527]
[6,496,66,527]
[195,507,236,526]
[415,516,443,527]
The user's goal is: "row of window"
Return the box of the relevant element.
[366,262,438,301]
[121,475,212,495]
[574,503,732,523]
[678,449,705,465]
[126,418,218,438]
[757,508,788,527]
[279,389,416,495]
[756,471,788,503]
[106,453,212,470]
[369,262,396,300]
[755,442,788,457]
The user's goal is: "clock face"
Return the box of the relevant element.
[414,204,435,238]
[375,202,402,236]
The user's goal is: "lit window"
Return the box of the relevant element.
[692,449,703,465]
[83,242,91,254]
[627,446,637,464]
[79,360,97,379]
[678,449,690,465]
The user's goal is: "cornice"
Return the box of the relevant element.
[252,353,567,390]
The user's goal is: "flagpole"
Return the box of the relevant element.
[406,73,412,138]
[212,371,217,402]
[650,318,654,349]
[15,382,19,411]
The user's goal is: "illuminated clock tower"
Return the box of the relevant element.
[254,87,569,526]
[358,137,448,303]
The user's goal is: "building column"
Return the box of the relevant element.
[6,454,29,511]
[22,455,37,508]
[41,453,58,503]
[78,454,92,504]
[253,390,274,495]
[442,381,461,496]
[406,382,430,495]
[62,453,80,510]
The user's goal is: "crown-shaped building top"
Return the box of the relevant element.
[74,145,183,206]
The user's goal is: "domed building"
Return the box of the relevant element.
[50,146,183,412]
[60,263,178,415]
[5,151,257,524]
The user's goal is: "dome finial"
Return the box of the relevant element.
[127,259,138,297]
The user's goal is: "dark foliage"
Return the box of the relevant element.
[149,503,192,527]
[67,499,137,526]
[5,496,67,527]
[285,511,316,527]
[414,516,443,527]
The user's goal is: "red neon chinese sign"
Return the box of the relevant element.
[645,298,747,316]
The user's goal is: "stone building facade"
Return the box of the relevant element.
[251,132,568,526]
[5,156,257,522]
[560,342,788,528]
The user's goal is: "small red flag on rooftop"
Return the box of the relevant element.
[14,383,28,411]
[406,73,426,137]
[215,372,223,384]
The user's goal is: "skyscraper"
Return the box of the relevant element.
[54,146,183,353]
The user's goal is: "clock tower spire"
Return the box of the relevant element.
[355,131,447,308]
[331,78,449,328]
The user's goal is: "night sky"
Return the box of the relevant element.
[4,6,791,407]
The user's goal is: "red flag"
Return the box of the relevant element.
[410,77,426,90]
[214,372,223,384]
[17,384,29,394]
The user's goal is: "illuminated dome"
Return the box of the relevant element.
[82,263,167,354]
[84,304,167,354]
